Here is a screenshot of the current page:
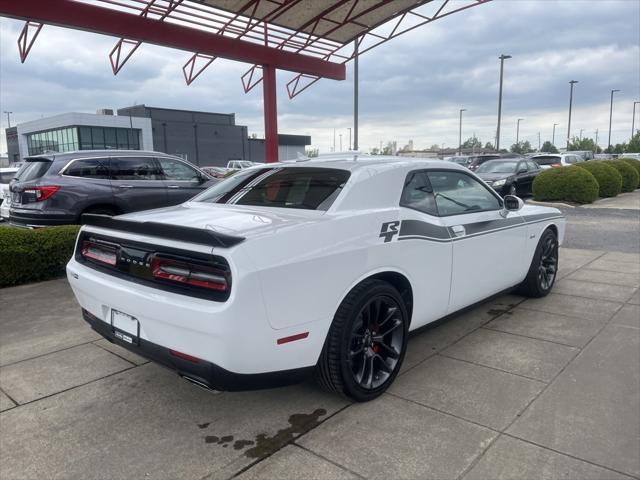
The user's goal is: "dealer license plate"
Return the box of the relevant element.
[111,309,139,345]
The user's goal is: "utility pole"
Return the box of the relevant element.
[347,127,352,151]
[516,118,524,144]
[538,132,541,151]
[632,101,639,138]
[458,108,466,155]
[495,54,512,151]
[595,129,599,152]
[552,123,558,145]
[567,80,578,150]
[608,89,620,150]
[3,111,13,128]
[353,38,359,151]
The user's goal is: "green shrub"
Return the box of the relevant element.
[0,225,80,287]
[576,161,622,197]
[618,157,640,181]
[603,160,639,192]
[533,166,599,204]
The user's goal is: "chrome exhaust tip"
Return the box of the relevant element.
[180,375,221,394]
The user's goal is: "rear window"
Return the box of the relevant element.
[0,171,18,184]
[15,159,53,182]
[194,167,350,211]
[532,156,561,166]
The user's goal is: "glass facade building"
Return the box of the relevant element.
[27,126,141,156]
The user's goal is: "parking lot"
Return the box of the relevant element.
[1,238,638,479]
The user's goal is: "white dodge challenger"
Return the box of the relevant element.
[67,155,564,401]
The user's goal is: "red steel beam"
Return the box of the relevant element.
[0,0,346,80]
[262,64,278,163]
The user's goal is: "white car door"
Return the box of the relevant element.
[426,170,528,313]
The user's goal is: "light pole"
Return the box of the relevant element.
[347,128,352,151]
[3,111,13,128]
[537,132,541,151]
[632,101,639,138]
[516,118,524,144]
[608,89,620,150]
[339,134,343,152]
[496,54,511,151]
[594,129,599,153]
[580,129,584,141]
[567,80,578,150]
[552,123,558,145]
[333,128,336,152]
[458,108,467,155]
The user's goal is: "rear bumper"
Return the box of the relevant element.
[10,208,76,227]
[82,309,313,391]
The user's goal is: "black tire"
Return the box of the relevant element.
[516,228,559,297]
[316,279,408,402]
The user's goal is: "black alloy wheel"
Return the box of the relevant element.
[517,228,559,297]
[316,279,408,401]
[349,296,404,390]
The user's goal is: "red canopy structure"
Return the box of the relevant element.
[0,0,492,162]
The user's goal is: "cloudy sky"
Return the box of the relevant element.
[0,0,639,155]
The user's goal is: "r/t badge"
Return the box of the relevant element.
[379,221,400,243]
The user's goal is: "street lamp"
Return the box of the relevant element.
[347,127,352,151]
[580,129,584,141]
[552,123,558,145]
[632,101,639,138]
[567,80,578,150]
[495,54,511,151]
[608,89,620,150]
[458,108,467,155]
[339,134,343,152]
[3,111,13,128]
[516,118,524,144]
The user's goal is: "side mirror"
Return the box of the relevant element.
[502,195,524,215]
[517,168,527,174]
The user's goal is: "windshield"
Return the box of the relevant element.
[450,157,470,165]
[532,156,561,166]
[193,167,350,211]
[15,158,53,182]
[476,160,519,174]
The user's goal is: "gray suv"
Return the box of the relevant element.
[9,150,217,227]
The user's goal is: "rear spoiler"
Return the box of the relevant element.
[80,214,245,248]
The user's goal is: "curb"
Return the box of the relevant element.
[525,199,576,208]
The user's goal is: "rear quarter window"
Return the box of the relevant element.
[15,159,53,182]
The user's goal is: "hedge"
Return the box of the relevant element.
[618,157,640,181]
[0,225,80,287]
[532,166,599,204]
[603,160,639,192]
[576,161,622,198]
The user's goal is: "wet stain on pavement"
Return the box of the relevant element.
[200,408,328,458]
[244,408,327,458]
[487,308,513,316]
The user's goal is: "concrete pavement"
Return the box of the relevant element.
[0,247,638,480]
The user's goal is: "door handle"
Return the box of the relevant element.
[167,185,180,189]
[451,225,466,237]
[118,184,134,188]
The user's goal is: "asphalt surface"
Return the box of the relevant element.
[559,206,640,253]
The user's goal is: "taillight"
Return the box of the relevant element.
[151,256,228,291]
[24,185,60,202]
[81,240,118,266]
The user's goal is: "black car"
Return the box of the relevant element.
[9,150,217,227]
[475,158,541,197]
[467,154,503,171]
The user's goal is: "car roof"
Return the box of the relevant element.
[266,154,469,174]
[25,150,183,161]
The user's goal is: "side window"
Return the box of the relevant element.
[517,162,528,173]
[65,158,109,179]
[565,155,577,164]
[527,161,539,170]
[110,157,162,180]
[400,171,438,216]
[427,171,501,216]
[157,158,200,181]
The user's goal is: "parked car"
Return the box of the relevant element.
[529,153,584,169]
[467,154,503,171]
[201,166,230,178]
[67,155,564,401]
[0,167,19,221]
[446,156,472,167]
[475,158,541,197]
[8,150,217,227]
[621,153,640,160]
[571,150,595,161]
[226,160,258,170]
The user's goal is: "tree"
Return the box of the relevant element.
[568,136,601,153]
[430,144,441,151]
[540,141,559,153]
[484,142,495,151]
[305,147,319,157]
[461,136,481,149]
[510,141,533,154]
[370,147,380,155]
[626,131,640,152]
[381,141,395,155]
